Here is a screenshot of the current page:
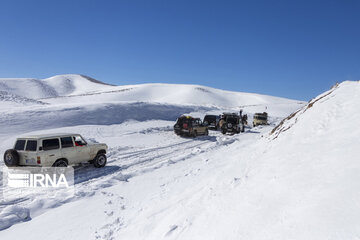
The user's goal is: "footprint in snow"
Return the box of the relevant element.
[165,225,178,237]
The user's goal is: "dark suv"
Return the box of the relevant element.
[203,115,220,130]
[174,116,209,137]
[220,113,245,134]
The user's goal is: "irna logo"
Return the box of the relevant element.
[8,172,69,188]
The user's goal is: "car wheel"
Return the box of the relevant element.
[52,159,68,167]
[4,149,19,167]
[94,154,107,168]
[222,128,226,134]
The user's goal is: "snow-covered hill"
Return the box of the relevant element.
[0,74,302,112]
[0,74,304,136]
[0,74,113,99]
[3,75,357,239]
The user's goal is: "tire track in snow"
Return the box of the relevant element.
[0,127,240,232]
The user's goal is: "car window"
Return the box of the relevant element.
[25,140,37,151]
[61,137,74,148]
[205,116,215,122]
[227,117,238,124]
[43,138,60,151]
[73,136,87,146]
[14,140,26,151]
[255,115,267,120]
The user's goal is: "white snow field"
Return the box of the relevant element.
[1,75,358,239]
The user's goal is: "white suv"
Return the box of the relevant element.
[3,133,108,168]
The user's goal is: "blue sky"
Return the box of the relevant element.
[0,0,359,100]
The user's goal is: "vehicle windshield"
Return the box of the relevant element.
[73,136,87,146]
[204,115,216,122]
[226,117,238,124]
[176,117,192,125]
[254,115,267,120]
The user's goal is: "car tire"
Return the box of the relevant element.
[222,128,226,134]
[52,159,68,167]
[4,149,19,167]
[94,154,107,168]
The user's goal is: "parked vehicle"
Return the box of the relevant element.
[203,115,220,130]
[174,116,209,137]
[253,112,268,127]
[3,133,108,168]
[221,113,245,134]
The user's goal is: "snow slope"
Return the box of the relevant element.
[0,74,113,99]
[42,82,302,113]
[0,74,303,113]
[0,74,304,137]
[0,91,47,108]
[5,74,348,239]
[0,78,358,239]
[109,79,360,240]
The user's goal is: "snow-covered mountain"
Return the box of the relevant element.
[0,74,113,99]
[0,74,304,135]
[1,75,357,239]
[0,74,302,110]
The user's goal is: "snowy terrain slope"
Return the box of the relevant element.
[0,74,304,135]
[0,74,113,99]
[0,91,47,108]
[0,74,314,239]
[0,80,358,239]
[0,74,303,112]
[42,82,302,113]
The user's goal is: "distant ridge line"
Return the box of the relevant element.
[79,74,116,86]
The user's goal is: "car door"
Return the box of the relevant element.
[23,139,39,165]
[73,135,91,162]
[42,138,62,166]
[60,136,79,164]
[197,119,206,134]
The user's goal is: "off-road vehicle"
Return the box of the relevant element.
[174,116,209,137]
[220,113,245,134]
[253,112,268,127]
[203,115,220,130]
[3,133,108,168]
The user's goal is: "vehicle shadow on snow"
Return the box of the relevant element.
[246,130,261,134]
[73,164,121,184]
[178,135,217,142]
